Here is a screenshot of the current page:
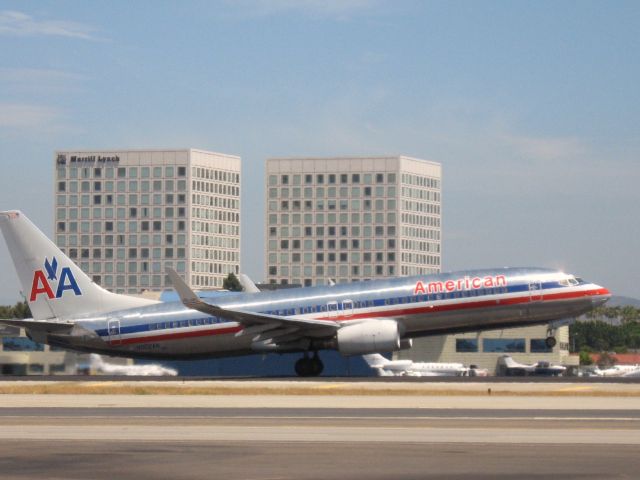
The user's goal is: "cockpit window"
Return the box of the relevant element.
[559,276,582,287]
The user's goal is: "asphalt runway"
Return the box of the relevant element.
[1,405,640,479]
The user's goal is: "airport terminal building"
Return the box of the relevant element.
[265,156,442,286]
[54,149,241,293]
[398,325,574,375]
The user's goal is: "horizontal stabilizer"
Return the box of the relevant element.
[0,318,73,333]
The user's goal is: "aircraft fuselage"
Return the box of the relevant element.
[48,267,610,359]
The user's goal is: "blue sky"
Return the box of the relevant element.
[0,1,638,304]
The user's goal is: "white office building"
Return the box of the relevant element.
[54,149,241,293]
[265,156,442,286]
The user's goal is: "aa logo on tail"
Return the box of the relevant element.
[30,257,81,301]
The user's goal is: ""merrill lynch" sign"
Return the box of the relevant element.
[56,154,120,165]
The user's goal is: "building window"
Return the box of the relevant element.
[483,338,526,353]
[530,339,553,353]
[456,338,478,352]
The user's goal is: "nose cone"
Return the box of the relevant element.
[592,285,611,307]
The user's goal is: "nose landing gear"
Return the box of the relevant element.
[294,352,324,377]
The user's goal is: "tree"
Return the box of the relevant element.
[222,273,243,292]
[0,300,31,319]
[12,300,31,319]
[579,349,593,365]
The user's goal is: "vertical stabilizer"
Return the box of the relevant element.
[500,355,519,368]
[0,211,158,320]
[362,354,390,367]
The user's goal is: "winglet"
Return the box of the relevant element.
[238,273,260,293]
[167,268,200,308]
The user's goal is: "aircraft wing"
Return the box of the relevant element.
[167,269,339,331]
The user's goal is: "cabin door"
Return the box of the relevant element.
[342,299,354,317]
[528,280,543,302]
[107,319,122,346]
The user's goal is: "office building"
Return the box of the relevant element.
[54,149,241,293]
[265,156,442,286]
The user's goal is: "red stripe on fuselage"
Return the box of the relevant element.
[314,287,610,322]
[108,325,242,346]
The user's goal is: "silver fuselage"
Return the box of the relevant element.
[45,267,610,359]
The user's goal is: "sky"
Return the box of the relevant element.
[0,0,638,304]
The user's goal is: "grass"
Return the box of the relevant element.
[0,383,639,396]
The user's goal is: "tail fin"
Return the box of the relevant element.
[90,354,105,370]
[500,355,519,368]
[0,210,158,320]
[362,354,390,367]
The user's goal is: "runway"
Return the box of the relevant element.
[1,401,640,479]
[1,380,640,479]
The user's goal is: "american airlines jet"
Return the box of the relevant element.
[0,210,610,376]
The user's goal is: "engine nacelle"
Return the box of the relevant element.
[399,338,413,350]
[336,320,402,355]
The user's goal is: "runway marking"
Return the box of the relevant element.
[557,386,595,392]
[1,425,640,444]
[2,415,640,422]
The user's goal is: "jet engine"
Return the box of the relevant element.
[336,320,402,355]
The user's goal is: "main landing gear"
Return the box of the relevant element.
[295,352,324,377]
[545,327,557,349]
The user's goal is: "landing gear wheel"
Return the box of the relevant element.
[294,354,324,377]
[545,336,557,348]
[295,357,311,377]
[310,354,324,376]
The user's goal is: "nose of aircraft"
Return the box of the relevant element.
[592,285,611,306]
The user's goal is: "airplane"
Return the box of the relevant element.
[0,210,611,377]
[89,353,178,376]
[593,364,640,377]
[499,354,567,376]
[363,353,488,377]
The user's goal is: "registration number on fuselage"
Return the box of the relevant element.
[133,343,161,351]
